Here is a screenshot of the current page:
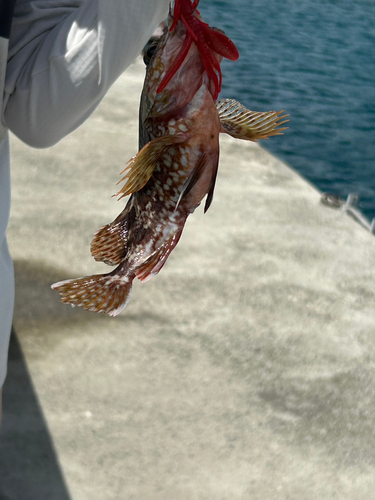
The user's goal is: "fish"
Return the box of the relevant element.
[52,0,288,316]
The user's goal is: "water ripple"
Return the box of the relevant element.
[200,0,375,219]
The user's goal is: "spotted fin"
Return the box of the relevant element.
[115,135,184,199]
[217,99,289,141]
[135,228,183,283]
[51,272,134,317]
[90,221,127,266]
[90,208,133,266]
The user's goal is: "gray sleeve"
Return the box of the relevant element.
[3,0,169,147]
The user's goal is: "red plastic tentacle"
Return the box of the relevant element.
[157,32,193,94]
[203,26,239,61]
[188,9,209,29]
[199,50,220,99]
[206,53,222,98]
[170,0,181,31]
[195,30,222,98]
[164,0,238,99]
[190,16,226,97]
[181,14,198,41]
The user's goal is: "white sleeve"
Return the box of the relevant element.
[3,0,170,148]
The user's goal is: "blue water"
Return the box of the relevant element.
[199,0,375,220]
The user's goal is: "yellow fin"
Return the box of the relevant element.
[216,98,289,141]
[115,135,184,199]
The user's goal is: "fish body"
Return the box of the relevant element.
[52,0,288,316]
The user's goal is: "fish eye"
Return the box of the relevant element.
[143,41,159,67]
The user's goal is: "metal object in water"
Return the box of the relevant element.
[321,192,375,235]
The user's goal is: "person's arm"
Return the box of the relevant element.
[3,0,169,148]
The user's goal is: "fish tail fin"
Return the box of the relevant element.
[91,210,131,266]
[51,272,134,317]
[216,99,289,141]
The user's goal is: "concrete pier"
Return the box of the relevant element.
[1,57,375,500]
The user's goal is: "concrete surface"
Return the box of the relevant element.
[1,57,375,500]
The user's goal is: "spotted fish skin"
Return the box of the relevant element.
[52,2,288,316]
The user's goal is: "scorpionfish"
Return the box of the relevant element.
[52,0,288,316]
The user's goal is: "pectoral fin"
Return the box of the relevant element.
[115,135,184,199]
[217,99,289,141]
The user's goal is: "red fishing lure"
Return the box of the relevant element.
[157,0,239,100]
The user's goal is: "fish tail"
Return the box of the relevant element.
[51,272,134,317]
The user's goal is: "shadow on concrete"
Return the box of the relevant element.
[0,329,71,500]
[13,258,85,323]
[12,257,167,329]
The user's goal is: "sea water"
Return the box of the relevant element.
[200,0,375,220]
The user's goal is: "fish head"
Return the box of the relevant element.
[140,8,223,127]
